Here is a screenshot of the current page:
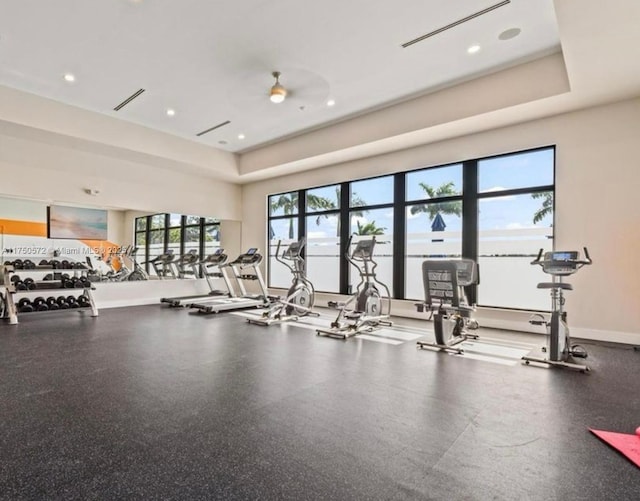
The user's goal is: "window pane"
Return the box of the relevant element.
[184,226,200,254]
[306,185,340,213]
[203,225,220,256]
[169,214,182,227]
[204,217,219,224]
[305,213,340,293]
[406,164,462,201]
[135,217,147,232]
[268,218,298,288]
[167,227,181,255]
[348,208,394,296]
[350,176,393,207]
[477,192,554,309]
[405,203,462,300]
[478,149,554,193]
[186,215,201,225]
[148,229,165,261]
[135,231,146,246]
[150,214,165,229]
[269,191,298,217]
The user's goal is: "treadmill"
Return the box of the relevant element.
[160,248,233,307]
[190,248,270,314]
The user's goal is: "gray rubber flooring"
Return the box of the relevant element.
[1,305,639,500]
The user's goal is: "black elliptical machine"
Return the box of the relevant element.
[248,238,317,326]
[316,235,392,339]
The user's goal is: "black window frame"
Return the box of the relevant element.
[265,145,555,310]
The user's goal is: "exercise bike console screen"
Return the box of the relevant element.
[548,251,577,261]
[246,248,257,255]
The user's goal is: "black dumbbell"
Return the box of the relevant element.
[23,260,36,270]
[23,278,37,290]
[77,295,90,307]
[46,297,60,310]
[67,296,79,308]
[39,259,50,266]
[18,298,34,313]
[18,297,32,308]
[15,281,28,291]
[56,296,70,309]
[13,259,23,269]
[79,277,91,287]
[61,260,71,269]
[10,275,21,284]
[32,297,48,311]
[50,259,60,269]
[62,278,74,289]
[4,260,14,267]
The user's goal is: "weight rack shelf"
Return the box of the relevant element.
[1,263,99,325]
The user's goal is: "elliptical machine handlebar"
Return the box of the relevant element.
[274,238,306,275]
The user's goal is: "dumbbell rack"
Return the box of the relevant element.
[1,263,99,325]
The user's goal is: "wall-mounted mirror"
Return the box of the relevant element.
[0,195,241,284]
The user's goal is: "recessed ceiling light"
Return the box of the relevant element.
[467,44,481,54]
[499,27,521,41]
[238,134,245,140]
[63,73,76,83]
[166,108,176,117]
[326,99,336,107]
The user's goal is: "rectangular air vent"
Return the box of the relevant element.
[196,120,231,137]
[402,0,511,48]
[113,88,146,111]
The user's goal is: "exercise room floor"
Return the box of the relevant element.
[1,305,639,500]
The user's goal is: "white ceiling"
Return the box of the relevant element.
[0,0,561,153]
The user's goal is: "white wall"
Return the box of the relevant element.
[0,129,242,220]
[241,97,640,344]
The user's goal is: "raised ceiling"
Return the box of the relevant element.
[0,0,560,153]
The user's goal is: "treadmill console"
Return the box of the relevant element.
[239,248,262,264]
[204,248,227,264]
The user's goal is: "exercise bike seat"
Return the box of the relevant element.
[537,282,573,291]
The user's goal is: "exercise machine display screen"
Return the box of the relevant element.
[214,248,223,255]
[246,248,257,255]
[548,251,577,261]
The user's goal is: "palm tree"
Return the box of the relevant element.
[269,193,299,239]
[355,220,386,235]
[410,181,462,224]
[532,192,553,224]
[269,192,338,239]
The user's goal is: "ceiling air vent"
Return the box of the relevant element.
[113,88,146,111]
[196,120,231,137]
[402,0,511,48]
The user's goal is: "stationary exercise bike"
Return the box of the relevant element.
[522,248,592,372]
[415,258,480,354]
[317,235,392,339]
[248,238,318,326]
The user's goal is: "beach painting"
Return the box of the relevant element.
[47,205,108,240]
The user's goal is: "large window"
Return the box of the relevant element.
[134,214,220,274]
[405,164,463,300]
[266,146,555,310]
